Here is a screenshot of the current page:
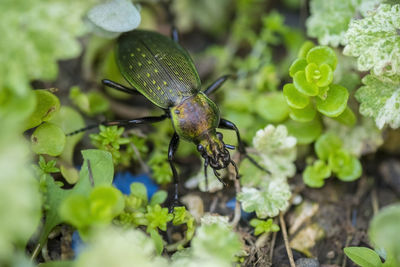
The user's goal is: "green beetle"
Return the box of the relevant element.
[71,29,266,203]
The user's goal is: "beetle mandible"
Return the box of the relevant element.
[70,28,267,204]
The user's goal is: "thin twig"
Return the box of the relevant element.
[371,188,379,216]
[87,160,94,187]
[279,212,295,267]
[230,153,242,228]
[341,235,352,267]
[30,243,41,261]
[269,230,277,263]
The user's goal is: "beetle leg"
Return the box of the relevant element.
[218,118,270,174]
[204,158,209,191]
[102,79,142,95]
[171,26,179,43]
[168,132,181,211]
[66,115,168,136]
[203,74,231,95]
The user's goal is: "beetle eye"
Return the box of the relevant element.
[216,132,223,140]
[197,144,204,152]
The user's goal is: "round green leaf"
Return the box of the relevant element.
[289,58,307,77]
[31,122,66,156]
[150,190,168,206]
[306,46,337,70]
[303,160,331,188]
[293,71,319,96]
[298,41,315,59]
[289,102,316,122]
[305,62,319,84]
[369,204,400,265]
[130,182,148,203]
[285,118,322,145]
[336,156,362,182]
[316,84,349,117]
[283,83,309,109]
[89,185,124,223]
[332,106,357,126]
[255,92,289,123]
[59,194,91,229]
[328,149,351,173]
[25,90,60,130]
[316,63,333,87]
[315,133,342,161]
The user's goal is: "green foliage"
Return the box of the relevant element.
[285,43,351,123]
[285,118,323,145]
[0,0,97,93]
[369,204,400,266]
[250,218,280,235]
[344,4,400,76]
[90,125,148,167]
[86,0,141,38]
[39,150,114,253]
[148,149,173,185]
[303,133,362,187]
[355,74,400,129]
[69,86,109,116]
[306,0,380,47]
[344,247,383,267]
[31,122,66,156]
[238,125,295,218]
[60,185,124,240]
[24,90,60,130]
[38,156,60,175]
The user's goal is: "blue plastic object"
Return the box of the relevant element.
[113,171,159,199]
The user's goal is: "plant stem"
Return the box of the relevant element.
[279,212,295,267]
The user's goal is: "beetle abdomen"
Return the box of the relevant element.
[116,30,201,108]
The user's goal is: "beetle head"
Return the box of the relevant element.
[197,131,231,171]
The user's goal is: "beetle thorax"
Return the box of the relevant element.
[170,92,220,142]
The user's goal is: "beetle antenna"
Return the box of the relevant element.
[230,160,240,179]
[204,158,209,191]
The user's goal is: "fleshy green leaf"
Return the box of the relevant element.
[255,92,290,123]
[289,102,317,122]
[250,218,280,235]
[306,46,337,70]
[283,83,310,109]
[316,84,349,117]
[149,190,168,206]
[289,58,307,77]
[86,0,141,38]
[285,118,322,145]
[315,133,342,161]
[328,149,362,182]
[344,247,382,267]
[31,122,66,156]
[238,179,292,218]
[130,183,148,204]
[25,90,60,130]
[298,41,315,59]
[344,4,400,76]
[294,71,319,96]
[316,64,334,87]
[303,160,331,188]
[332,106,357,126]
[369,204,400,266]
[355,74,400,129]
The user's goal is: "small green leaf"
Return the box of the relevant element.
[303,160,331,188]
[89,185,124,223]
[316,64,333,87]
[315,133,342,161]
[305,62,319,84]
[283,83,310,109]
[336,156,362,182]
[333,106,357,126]
[316,84,349,117]
[256,92,290,123]
[130,183,148,204]
[306,46,337,70]
[289,58,307,77]
[148,228,164,255]
[298,41,315,59]
[369,204,400,265]
[289,102,317,122]
[25,90,60,130]
[328,149,351,173]
[294,71,319,96]
[344,247,382,267]
[31,122,66,156]
[149,190,168,206]
[285,118,322,145]
[250,218,280,235]
[59,194,91,230]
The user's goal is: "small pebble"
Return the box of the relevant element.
[326,250,335,259]
[295,258,320,267]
